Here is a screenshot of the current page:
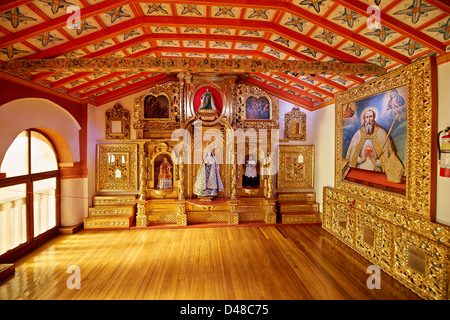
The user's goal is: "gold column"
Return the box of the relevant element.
[136,142,147,227]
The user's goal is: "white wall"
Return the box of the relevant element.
[278,100,335,211]
[436,61,450,226]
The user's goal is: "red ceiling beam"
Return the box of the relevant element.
[0,0,131,48]
[255,72,324,102]
[155,0,412,65]
[332,0,447,54]
[242,77,315,111]
[92,73,179,105]
[22,16,366,64]
[275,72,336,98]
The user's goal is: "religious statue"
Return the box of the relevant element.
[199,89,217,110]
[242,156,259,187]
[157,157,172,189]
[194,150,223,198]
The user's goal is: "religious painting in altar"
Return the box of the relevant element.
[335,57,437,219]
[144,94,170,119]
[341,84,408,195]
[245,96,271,120]
[133,83,180,138]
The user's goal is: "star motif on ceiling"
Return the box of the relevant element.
[75,20,97,36]
[298,0,327,14]
[184,27,202,33]
[242,30,260,36]
[0,45,29,59]
[301,48,317,58]
[314,29,337,45]
[343,43,367,56]
[123,30,141,41]
[131,44,147,53]
[213,28,231,34]
[238,43,254,49]
[186,41,203,47]
[393,39,425,56]
[155,26,173,33]
[215,7,235,18]
[39,0,75,15]
[364,25,396,42]
[146,3,169,15]
[52,72,71,81]
[427,18,450,41]
[34,32,64,47]
[285,15,308,32]
[93,41,113,51]
[212,41,228,48]
[333,8,362,28]
[180,4,202,16]
[368,55,391,67]
[274,36,291,47]
[160,40,177,46]
[0,7,37,29]
[248,8,269,20]
[105,7,131,24]
[394,0,436,24]
[266,48,281,58]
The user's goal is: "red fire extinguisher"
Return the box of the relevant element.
[438,126,450,178]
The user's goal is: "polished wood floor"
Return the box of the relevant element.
[0,224,420,300]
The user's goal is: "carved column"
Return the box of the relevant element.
[136,142,147,227]
[178,73,185,126]
[178,149,185,200]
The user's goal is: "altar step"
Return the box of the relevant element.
[84,195,137,230]
[146,200,179,225]
[278,192,321,225]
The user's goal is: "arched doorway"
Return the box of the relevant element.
[0,129,60,261]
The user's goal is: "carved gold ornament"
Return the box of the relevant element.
[96,143,138,192]
[284,106,306,141]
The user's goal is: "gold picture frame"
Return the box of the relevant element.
[334,57,437,219]
[132,83,180,136]
[278,145,314,190]
[105,103,130,140]
[284,106,306,141]
[96,143,138,192]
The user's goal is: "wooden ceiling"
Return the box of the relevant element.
[0,0,448,109]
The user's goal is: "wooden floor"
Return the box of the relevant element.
[0,224,420,300]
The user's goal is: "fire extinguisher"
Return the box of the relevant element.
[438,126,450,178]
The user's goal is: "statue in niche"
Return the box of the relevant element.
[194,150,223,198]
[157,157,173,189]
[243,156,259,187]
[199,89,217,110]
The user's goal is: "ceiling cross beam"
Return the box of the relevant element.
[1,57,386,76]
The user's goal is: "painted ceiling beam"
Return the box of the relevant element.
[0,0,131,48]
[1,57,386,76]
[241,77,315,111]
[20,16,366,64]
[332,0,447,54]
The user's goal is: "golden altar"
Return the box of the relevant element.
[88,73,290,228]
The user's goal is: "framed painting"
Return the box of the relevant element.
[245,95,271,120]
[143,94,170,119]
[335,57,437,218]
